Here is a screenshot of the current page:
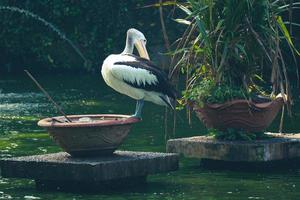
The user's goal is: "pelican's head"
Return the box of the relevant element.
[127,28,149,59]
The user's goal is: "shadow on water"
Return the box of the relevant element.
[200,158,300,173]
[30,174,191,195]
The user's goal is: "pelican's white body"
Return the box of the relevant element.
[101,54,167,106]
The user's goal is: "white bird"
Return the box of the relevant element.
[101,28,176,118]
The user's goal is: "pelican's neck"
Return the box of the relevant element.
[122,34,134,54]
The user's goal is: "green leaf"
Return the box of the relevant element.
[173,18,191,25]
[140,1,177,8]
[177,4,192,15]
[277,16,300,56]
[254,74,265,82]
[195,16,208,41]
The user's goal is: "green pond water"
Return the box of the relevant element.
[1,74,300,200]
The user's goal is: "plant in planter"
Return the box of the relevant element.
[172,0,299,139]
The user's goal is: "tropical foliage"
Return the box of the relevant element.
[172,0,300,107]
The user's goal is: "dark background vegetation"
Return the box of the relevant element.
[0,0,299,87]
[0,0,180,74]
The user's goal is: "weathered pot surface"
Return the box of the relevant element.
[38,114,140,157]
[193,96,284,132]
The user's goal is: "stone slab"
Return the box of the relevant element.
[0,151,178,191]
[166,133,300,162]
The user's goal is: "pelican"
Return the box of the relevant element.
[101,28,176,118]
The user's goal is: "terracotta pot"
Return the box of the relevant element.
[193,97,284,132]
[38,114,140,157]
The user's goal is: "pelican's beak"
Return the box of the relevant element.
[135,40,150,60]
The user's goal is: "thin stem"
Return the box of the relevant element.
[159,0,171,52]
[279,104,285,133]
[24,70,72,123]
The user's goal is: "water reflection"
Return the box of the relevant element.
[0,74,299,199]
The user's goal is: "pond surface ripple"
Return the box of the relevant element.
[0,74,300,200]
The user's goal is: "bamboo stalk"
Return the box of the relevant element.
[24,70,72,123]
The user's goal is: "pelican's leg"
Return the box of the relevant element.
[132,99,144,119]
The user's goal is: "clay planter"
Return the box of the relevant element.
[193,96,284,132]
[38,114,140,157]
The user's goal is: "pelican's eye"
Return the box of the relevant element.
[143,39,147,44]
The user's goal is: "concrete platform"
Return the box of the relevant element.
[0,151,178,191]
[167,133,300,162]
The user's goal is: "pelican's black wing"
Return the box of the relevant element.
[113,54,177,99]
